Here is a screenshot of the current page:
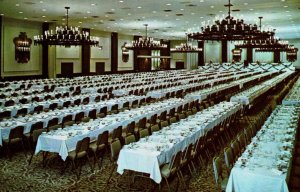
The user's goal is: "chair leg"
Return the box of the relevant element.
[86,154,94,173]
[42,152,48,167]
[61,159,70,175]
[190,161,196,172]
[28,152,34,165]
[178,170,187,189]
[106,163,116,186]
[164,177,171,192]
[72,159,80,180]
[5,143,12,160]
[21,140,27,158]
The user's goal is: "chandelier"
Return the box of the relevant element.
[170,34,202,53]
[235,17,286,49]
[34,7,100,47]
[255,44,295,52]
[124,24,168,50]
[187,0,275,41]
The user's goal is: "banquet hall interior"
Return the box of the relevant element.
[1,0,300,191]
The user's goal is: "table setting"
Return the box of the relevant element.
[226,105,299,192]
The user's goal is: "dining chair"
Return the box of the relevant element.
[139,98,146,106]
[82,97,90,105]
[19,98,28,104]
[212,156,228,191]
[16,108,28,117]
[31,96,40,102]
[124,134,136,145]
[236,133,246,153]
[125,121,135,136]
[139,129,149,139]
[160,120,169,129]
[28,128,45,165]
[62,101,71,108]
[55,93,62,99]
[119,101,130,112]
[169,117,178,124]
[89,131,108,170]
[73,98,81,106]
[131,100,139,108]
[230,140,241,161]
[24,121,44,150]
[106,139,122,185]
[108,126,123,145]
[160,151,184,191]
[62,114,75,128]
[47,117,60,131]
[180,144,195,178]
[5,99,15,107]
[134,117,147,139]
[94,95,101,102]
[224,147,234,171]
[75,112,85,124]
[33,105,44,114]
[158,111,167,122]
[101,94,108,100]
[63,137,93,179]
[48,103,58,111]
[191,136,206,166]
[0,110,11,121]
[97,106,107,118]
[108,104,119,115]
[150,124,160,134]
[175,105,183,117]
[3,126,27,160]
[62,92,69,98]
[177,113,186,121]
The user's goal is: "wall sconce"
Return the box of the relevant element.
[13,32,32,63]
[232,48,242,62]
[121,42,129,62]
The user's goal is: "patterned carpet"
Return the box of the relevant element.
[0,143,221,192]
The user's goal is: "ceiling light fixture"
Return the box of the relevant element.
[124,24,168,50]
[187,0,275,41]
[170,33,202,53]
[34,7,100,47]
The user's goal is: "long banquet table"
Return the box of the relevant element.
[34,98,190,160]
[0,95,145,146]
[117,101,242,183]
[282,77,300,106]
[226,105,300,192]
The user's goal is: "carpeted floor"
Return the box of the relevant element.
[0,149,222,192]
[0,142,222,192]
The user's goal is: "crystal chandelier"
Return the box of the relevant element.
[34,7,100,47]
[124,24,168,50]
[187,0,275,41]
[170,34,202,53]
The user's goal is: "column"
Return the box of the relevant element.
[81,28,91,75]
[111,32,118,73]
[198,41,204,66]
[42,23,49,78]
[221,40,228,63]
[246,48,253,63]
[273,51,280,63]
[0,16,2,79]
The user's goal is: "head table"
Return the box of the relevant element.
[226,105,300,192]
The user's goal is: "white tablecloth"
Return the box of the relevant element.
[226,105,299,192]
[117,102,242,183]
